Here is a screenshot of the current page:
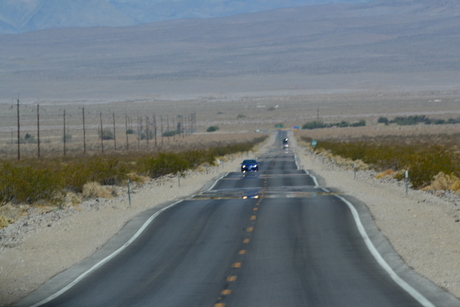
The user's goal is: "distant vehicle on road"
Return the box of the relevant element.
[241,159,259,172]
[282,137,289,149]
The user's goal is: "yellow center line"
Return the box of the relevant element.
[227,276,237,282]
[232,262,242,268]
[221,289,232,295]
[238,250,246,255]
[247,227,254,232]
[250,215,257,220]
[214,304,225,307]
[243,238,250,243]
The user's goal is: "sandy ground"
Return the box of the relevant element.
[1,131,460,306]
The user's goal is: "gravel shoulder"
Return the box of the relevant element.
[1,132,460,306]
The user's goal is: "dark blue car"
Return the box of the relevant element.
[241,159,259,172]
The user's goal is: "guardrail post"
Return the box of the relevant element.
[405,170,409,195]
[127,179,132,206]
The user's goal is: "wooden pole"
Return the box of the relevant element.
[160,115,164,145]
[153,113,157,147]
[37,103,40,158]
[63,109,66,156]
[16,97,20,161]
[146,115,149,147]
[113,112,117,150]
[125,113,129,150]
[100,111,104,153]
[82,107,86,154]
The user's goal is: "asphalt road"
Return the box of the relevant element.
[18,132,457,307]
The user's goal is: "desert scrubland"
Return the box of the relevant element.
[1,0,460,305]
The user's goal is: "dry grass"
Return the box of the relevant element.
[82,182,116,199]
[376,169,395,179]
[0,215,14,228]
[422,172,460,192]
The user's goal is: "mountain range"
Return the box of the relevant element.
[1,0,459,101]
[0,0,372,34]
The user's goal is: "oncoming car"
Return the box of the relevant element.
[241,159,259,172]
[282,138,289,149]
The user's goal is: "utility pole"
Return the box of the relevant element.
[113,112,117,150]
[82,107,86,155]
[37,103,40,158]
[16,96,20,160]
[153,113,157,147]
[167,116,170,144]
[173,115,176,141]
[63,109,66,156]
[125,113,129,150]
[100,111,104,153]
[160,115,164,146]
[146,115,149,147]
[137,116,140,150]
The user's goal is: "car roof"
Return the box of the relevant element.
[242,159,257,163]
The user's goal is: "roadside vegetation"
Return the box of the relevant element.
[302,120,366,130]
[378,115,460,126]
[301,134,460,191]
[0,136,267,227]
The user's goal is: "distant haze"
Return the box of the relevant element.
[0,0,372,34]
[0,0,459,102]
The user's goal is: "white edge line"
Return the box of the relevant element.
[30,170,231,307]
[304,168,435,306]
[335,194,436,307]
[305,170,320,188]
[29,200,183,307]
[207,172,228,191]
[295,152,320,188]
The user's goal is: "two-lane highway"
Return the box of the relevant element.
[18,132,459,307]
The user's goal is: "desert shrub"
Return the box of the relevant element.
[141,152,190,177]
[62,156,130,192]
[0,161,63,205]
[184,149,215,167]
[0,134,268,207]
[206,126,219,132]
[375,169,394,179]
[302,120,365,130]
[82,182,114,199]
[351,120,366,127]
[162,130,177,137]
[21,133,36,144]
[390,115,429,125]
[422,172,460,191]
[0,215,14,229]
[140,130,154,140]
[302,121,325,130]
[384,115,460,126]
[98,127,114,140]
[305,136,460,189]
[63,133,72,142]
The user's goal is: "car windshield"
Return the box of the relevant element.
[242,160,257,164]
